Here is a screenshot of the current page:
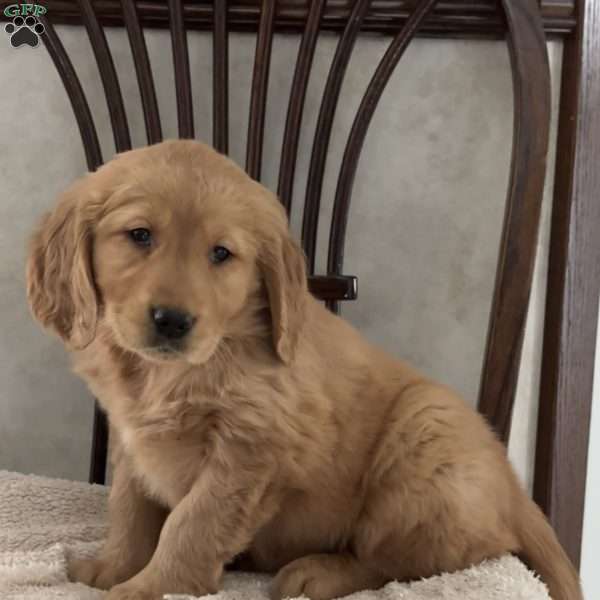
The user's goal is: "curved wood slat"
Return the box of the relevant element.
[168,0,194,138]
[277,0,326,213]
[477,0,551,442]
[213,0,229,153]
[40,17,108,484]
[246,0,276,180]
[122,0,163,145]
[326,0,439,311]
[302,0,371,273]
[40,17,103,171]
[78,0,132,152]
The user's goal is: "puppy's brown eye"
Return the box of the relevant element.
[129,228,152,247]
[210,245,231,264]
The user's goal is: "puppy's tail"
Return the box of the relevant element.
[517,497,583,600]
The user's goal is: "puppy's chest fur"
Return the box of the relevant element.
[75,341,332,510]
[118,421,204,507]
[76,343,279,506]
[110,393,225,507]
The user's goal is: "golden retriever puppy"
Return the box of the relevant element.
[27,140,581,600]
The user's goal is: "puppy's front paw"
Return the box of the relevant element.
[272,555,384,600]
[68,557,105,588]
[68,557,133,590]
[105,574,212,600]
[272,558,331,600]
[105,582,160,600]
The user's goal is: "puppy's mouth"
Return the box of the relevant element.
[129,334,222,367]
[138,337,188,362]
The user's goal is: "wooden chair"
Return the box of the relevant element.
[20,0,598,571]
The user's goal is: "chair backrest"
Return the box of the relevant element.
[37,0,550,481]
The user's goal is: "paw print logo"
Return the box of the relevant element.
[4,15,45,48]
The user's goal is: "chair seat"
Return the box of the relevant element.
[0,470,550,600]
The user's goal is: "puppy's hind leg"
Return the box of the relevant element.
[351,385,520,584]
[271,553,387,600]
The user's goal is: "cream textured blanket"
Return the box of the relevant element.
[0,470,551,600]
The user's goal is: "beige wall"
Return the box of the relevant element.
[0,29,561,489]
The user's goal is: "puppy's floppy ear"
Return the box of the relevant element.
[261,230,308,364]
[26,176,101,349]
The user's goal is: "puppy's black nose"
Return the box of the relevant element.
[151,306,196,340]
